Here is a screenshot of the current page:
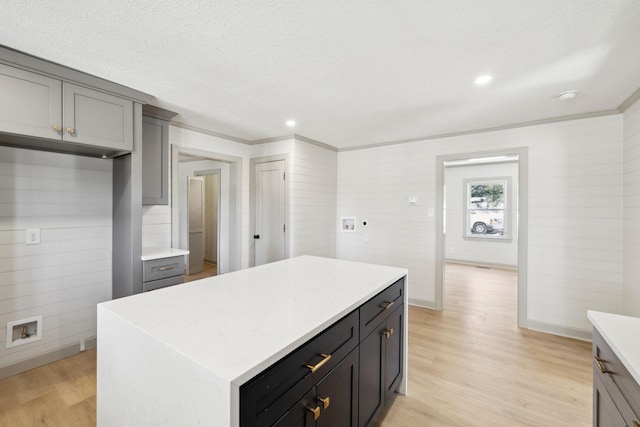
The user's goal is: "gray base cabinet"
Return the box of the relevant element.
[142,256,185,292]
[592,329,640,427]
[240,277,405,427]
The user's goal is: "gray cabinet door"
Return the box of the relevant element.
[142,116,169,205]
[0,63,62,140]
[62,82,133,151]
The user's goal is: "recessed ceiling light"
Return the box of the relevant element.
[286,119,296,127]
[474,75,493,85]
[555,90,578,101]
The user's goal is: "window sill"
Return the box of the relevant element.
[463,235,513,242]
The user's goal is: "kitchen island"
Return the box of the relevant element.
[97,255,408,426]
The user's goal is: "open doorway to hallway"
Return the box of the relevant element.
[436,148,528,328]
[171,146,243,278]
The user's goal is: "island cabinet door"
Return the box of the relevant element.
[359,304,404,427]
[384,304,404,405]
[273,390,316,427]
[273,349,359,427]
[315,348,359,427]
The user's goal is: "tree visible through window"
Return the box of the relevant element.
[466,179,507,238]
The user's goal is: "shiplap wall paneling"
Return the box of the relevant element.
[290,140,337,258]
[0,146,112,369]
[337,115,623,336]
[623,99,640,317]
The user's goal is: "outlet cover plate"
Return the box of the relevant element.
[26,228,40,245]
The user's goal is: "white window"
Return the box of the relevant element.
[465,178,510,239]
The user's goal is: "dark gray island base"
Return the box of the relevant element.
[241,277,405,427]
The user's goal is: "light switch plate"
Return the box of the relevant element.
[26,228,40,245]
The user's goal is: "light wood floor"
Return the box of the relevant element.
[184,260,217,282]
[0,263,592,426]
[382,263,593,426]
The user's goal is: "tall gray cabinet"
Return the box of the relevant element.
[0,45,153,301]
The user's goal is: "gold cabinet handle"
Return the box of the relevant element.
[52,125,62,133]
[66,127,76,135]
[634,421,640,427]
[383,328,394,338]
[158,266,176,271]
[305,405,321,420]
[305,353,332,373]
[318,396,330,409]
[380,301,394,310]
[594,356,615,375]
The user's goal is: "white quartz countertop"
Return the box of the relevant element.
[140,247,189,261]
[99,255,407,386]
[588,310,640,385]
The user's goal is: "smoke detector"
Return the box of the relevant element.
[555,90,578,101]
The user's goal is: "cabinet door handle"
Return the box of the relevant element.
[53,125,62,133]
[66,127,76,135]
[305,405,321,420]
[380,301,394,310]
[305,353,332,373]
[594,356,615,375]
[383,328,394,338]
[634,421,639,427]
[317,396,330,409]
[158,266,176,271]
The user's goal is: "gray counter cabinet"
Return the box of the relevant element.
[0,59,136,156]
[592,329,640,427]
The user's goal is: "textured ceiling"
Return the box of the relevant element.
[2,1,640,149]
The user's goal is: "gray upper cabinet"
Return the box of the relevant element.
[63,82,134,151]
[0,63,62,140]
[0,60,137,156]
[142,105,178,205]
[142,116,169,205]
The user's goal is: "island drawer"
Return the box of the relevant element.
[143,256,185,282]
[360,277,405,339]
[593,329,640,423]
[240,309,359,427]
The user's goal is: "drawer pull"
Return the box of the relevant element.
[158,266,177,271]
[305,353,332,373]
[305,405,321,420]
[318,396,330,409]
[380,301,395,310]
[594,356,615,375]
[383,328,394,338]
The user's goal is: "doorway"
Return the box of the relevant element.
[436,148,528,328]
[250,156,288,267]
[172,146,242,275]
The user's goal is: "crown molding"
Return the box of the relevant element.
[619,86,640,113]
[337,110,621,152]
[170,122,251,144]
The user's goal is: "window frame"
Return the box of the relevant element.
[463,177,511,241]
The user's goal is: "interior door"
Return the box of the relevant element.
[188,176,205,275]
[254,160,286,266]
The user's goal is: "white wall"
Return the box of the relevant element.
[337,115,624,335]
[445,162,518,267]
[623,99,640,317]
[0,146,112,369]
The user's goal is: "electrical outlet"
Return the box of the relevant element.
[26,228,40,245]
